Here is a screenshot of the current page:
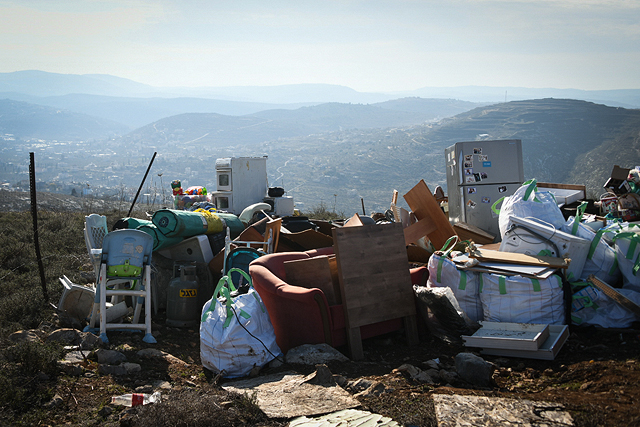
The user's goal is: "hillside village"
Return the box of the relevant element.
[3,96,640,216]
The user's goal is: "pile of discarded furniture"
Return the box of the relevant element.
[58,162,640,377]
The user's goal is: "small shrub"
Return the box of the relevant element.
[304,201,345,222]
[0,340,64,416]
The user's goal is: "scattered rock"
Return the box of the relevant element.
[135,385,154,393]
[439,369,458,384]
[98,405,114,418]
[79,332,101,350]
[455,352,495,388]
[96,349,127,365]
[137,348,189,365]
[303,364,335,386]
[63,350,91,364]
[394,363,434,383]
[333,374,348,387]
[44,393,64,408]
[285,343,349,365]
[46,328,81,346]
[347,378,375,393]
[9,330,42,344]
[269,357,284,368]
[423,358,440,370]
[153,380,172,390]
[354,381,387,398]
[98,362,141,376]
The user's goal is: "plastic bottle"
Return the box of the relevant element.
[111,391,161,407]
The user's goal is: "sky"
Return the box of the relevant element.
[0,0,639,93]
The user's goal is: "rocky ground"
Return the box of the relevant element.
[10,309,640,427]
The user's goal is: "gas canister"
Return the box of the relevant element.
[166,263,200,327]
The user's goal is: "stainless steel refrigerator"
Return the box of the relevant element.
[445,139,524,240]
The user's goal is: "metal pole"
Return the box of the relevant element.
[361,197,366,216]
[29,153,48,301]
[128,152,157,217]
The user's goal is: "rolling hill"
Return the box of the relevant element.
[0,99,129,141]
[93,98,640,215]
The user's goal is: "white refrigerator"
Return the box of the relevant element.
[445,139,524,240]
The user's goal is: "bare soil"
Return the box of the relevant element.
[41,312,640,427]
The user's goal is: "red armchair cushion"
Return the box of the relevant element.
[249,247,428,354]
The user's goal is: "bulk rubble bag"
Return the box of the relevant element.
[612,225,640,291]
[427,237,483,322]
[571,283,640,328]
[494,178,566,239]
[479,272,566,325]
[200,268,281,379]
[562,202,620,284]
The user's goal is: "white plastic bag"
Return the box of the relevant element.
[427,236,483,322]
[200,268,281,378]
[495,179,566,239]
[480,273,566,325]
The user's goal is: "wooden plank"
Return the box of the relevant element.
[403,179,456,250]
[453,222,495,245]
[332,223,418,360]
[264,218,282,253]
[588,275,640,316]
[468,248,568,269]
[391,189,398,205]
[284,256,341,306]
[403,219,437,246]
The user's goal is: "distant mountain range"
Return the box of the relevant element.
[0,71,638,129]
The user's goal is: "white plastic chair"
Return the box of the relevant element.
[84,214,108,283]
[94,229,156,344]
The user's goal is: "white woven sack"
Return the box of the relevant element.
[563,216,620,284]
[496,179,566,239]
[613,230,640,291]
[200,269,281,378]
[427,254,483,322]
[572,286,640,328]
[480,273,565,325]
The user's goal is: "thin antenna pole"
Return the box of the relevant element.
[128,152,157,217]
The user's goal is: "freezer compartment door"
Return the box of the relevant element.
[454,139,524,185]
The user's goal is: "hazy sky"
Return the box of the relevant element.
[1,0,639,92]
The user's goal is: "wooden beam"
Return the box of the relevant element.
[403,179,457,250]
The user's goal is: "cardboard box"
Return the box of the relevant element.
[604,165,631,195]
